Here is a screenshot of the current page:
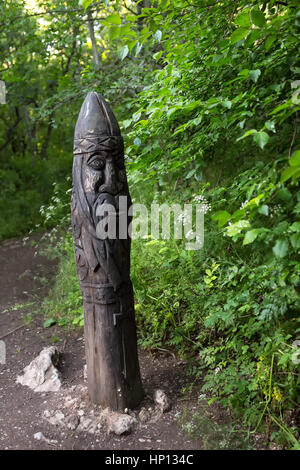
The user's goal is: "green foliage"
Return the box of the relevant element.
[0,152,72,240]
[178,403,256,450]
[41,232,83,327]
[2,0,299,449]
[121,0,299,447]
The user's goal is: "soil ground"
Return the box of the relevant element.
[0,234,207,450]
[0,234,268,451]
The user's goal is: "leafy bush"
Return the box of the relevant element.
[41,232,83,328]
[6,0,298,449]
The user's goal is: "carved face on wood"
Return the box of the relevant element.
[72,92,131,290]
[82,146,126,196]
[73,92,128,206]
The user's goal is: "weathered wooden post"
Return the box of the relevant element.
[71,92,143,410]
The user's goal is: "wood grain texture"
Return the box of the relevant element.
[71,92,143,410]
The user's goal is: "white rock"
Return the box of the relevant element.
[34,432,46,441]
[55,412,65,421]
[105,410,137,436]
[78,417,92,430]
[33,432,58,445]
[64,398,77,408]
[48,412,65,427]
[16,347,61,392]
[153,389,171,412]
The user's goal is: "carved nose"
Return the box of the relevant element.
[98,161,121,194]
[105,162,116,188]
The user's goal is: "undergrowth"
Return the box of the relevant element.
[40,156,300,449]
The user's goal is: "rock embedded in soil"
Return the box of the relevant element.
[41,383,171,437]
[104,410,138,436]
[153,389,171,412]
[16,346,61,392]
[33,432,58,445]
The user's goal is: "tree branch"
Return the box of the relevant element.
[122,1,138,15]
[87,9,101,69]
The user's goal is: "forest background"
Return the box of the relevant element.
[0,0,299,449]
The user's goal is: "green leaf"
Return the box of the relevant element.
[258,205,269,216]
[226,220,250,237]
[238,69,250,79]
[153,51,163,61]
[290,233,300,250]
[243,229,260,245]
[105,14,122,25]
[231,28,249,44]
[234,10,251,28]
[289,150,300,167]
[245,29,261,46]
[122,119,132,129]
[117,25,129,36]
[251,9,266,27]
[244,194,265,207]
[249,69,261,83]
[79,0,93,9]
[222,100,232,109]
[281,166,300,183]
[272,239,289,258]
[236,128,257,142]
[265,121,276,133]
[211,210,231,228]
[277,188,292,202]
[43,318,56,328]
[134,41,143,56]
[265,35,276,50]
[132,111,141,122]
[290,222,300,232]
[253,131,269,150]
[109,26,120,41]
[127,39,137,52]
[232,209,246,220]
[192,116,202,126]
[118,45,129,61]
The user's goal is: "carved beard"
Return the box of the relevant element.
[92,192,118,234]
[72,156,130,292]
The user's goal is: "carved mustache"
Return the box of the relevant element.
[97,181,124,195]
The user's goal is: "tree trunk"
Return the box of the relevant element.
[72,92,143,410]
[87,9,100,68]
[40,117,53,160]
[22,105,36,163]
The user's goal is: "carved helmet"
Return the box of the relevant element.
[74,92,124,155]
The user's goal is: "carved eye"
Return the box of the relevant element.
[89,157,105,171]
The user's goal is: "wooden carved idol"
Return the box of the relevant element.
[71,92,143,410]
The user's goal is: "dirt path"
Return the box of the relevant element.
[0,234,205,450]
